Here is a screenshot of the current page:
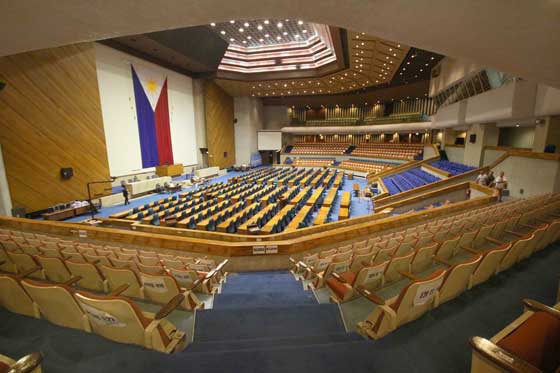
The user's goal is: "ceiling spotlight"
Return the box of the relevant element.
[389,48,392,51]
[242,40,247,44]
[265,33,270,37]
[210,23,216,27]
[229,20,235,24]
[257,25,263,30]
[220,30,226,35]
[277,22,283,28]
[239,28,244,32]
[298,20,303,25]
[276,36,282,40]
[295,34,300,39]
[264,20,270,24]
[431,56,435,60]
[244,22,249,27]
[247,36,252,39]
[516,124,520,127]
[230,38,235,42]
[302,29,307,33]
[397,44,401,47]
[283,31,288,35]
[259,38,264,42]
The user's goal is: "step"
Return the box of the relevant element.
[186,332,363,353]
[213,291,316,309]
[194,304,345,342]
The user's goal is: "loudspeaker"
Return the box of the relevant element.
[469,134,477,143]
[60,167,74,179]
[233,118,238,124]
[0,81,5,91]
[11,207,26,218]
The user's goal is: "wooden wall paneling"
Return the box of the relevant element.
[0,43,110,212]
[203,81,235,169]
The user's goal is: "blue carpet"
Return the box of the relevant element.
[1,244,560,372]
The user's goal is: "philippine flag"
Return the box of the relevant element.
[131,64,174,168]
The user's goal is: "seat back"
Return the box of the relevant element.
[138,256,161,266]
[139,272,180,304]
[393,241,414,257]
[83,253,112,267]
[65,260,107,292]
[162,259,185,270]
[353,261,389,291]
[473,224,494,246]
[323,259,352,279]
[0,248,17,273]
[438,255,482,304]
[138,263,165,275]
[35,255,72,283]
[21,279,90,331]
[168,268,199,288]
[470,243,511,288]
[373,269,446,337]
[0,275,36,317]
[384,252,414,283]
[518,226,546,262]
[411,243,438,273]
[6,252,44,279]
[332,251,352,263]
[349,252,375,273]
[499,236,532,272]
[436,237,459,260]
[110,257,140,273]
[490,219,508,238]
[458,230,477,249]
[312,257,332,273]
[74,292,149,347]
[320,249,337,258]
[538,220,560,250]
[40,247,62,258]
[100,265,143,298]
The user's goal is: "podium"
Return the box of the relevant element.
[155,164,183,177]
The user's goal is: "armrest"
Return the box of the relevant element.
[331,272,347,283]
[63,275,82,286]
[356,286,385,305]
[461,246,480,255]
[299,262,310,270]
[204,269,217,280]
[16,267,41,279]
[110,284,129,296]
[398,270,419,281]
[433,256,453,267]
[469,336,540,373]
[288,257,296,265]
[362,260,372,267]
[8,352,43,373]
[485,237,504,245]
[155,294,185,320]
[505,230,524,238]
[91,259,101,265]
[522,299,560,319]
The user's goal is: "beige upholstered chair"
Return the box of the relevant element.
[326,260,389,303]
[65,260,109,293]
[468,243,511,289]
[100,265,144,299]
[0,273,37,318]
[0,352,42,373]
[139,272,203,310]
[436,254,482,305]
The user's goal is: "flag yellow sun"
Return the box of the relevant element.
[146,79,158,93]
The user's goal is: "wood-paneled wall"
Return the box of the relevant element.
[204,81,235,169]
[0,43,110,212]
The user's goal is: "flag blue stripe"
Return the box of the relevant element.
[131,66,159,168]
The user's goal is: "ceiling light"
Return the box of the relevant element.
[264,20,270,24]
[420,69,423,72]
[393,53,397,56]
[257,25,263,30]
[276,36,282,40]
[230,38,234,42]
[277,22,283,28]
[244,22,249,27]
[431,57,435,60]
[229,20,235,24]
[425,63,429,66]
[220,30,226,35]
[407,61,410,64]
[283,31,288,35]
[356,35,360,39]
[298,20,303,25]
[210,23,216,27]
[259,38,264,42]
[397,44,401,47]
[302,29,307,33]
[247,36,252,39]
[239,28,244,32]
[516,124,520,127]
[265,33,270,37]
[242,40,247,44]
[295,34,300,39]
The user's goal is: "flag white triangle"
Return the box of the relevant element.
[133,64,166,111]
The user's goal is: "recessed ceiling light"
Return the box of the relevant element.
[244,22,249,27]
[407,61,410,64]
[425,63,429,66]
[294,34,300,39]
[356,35,360,39]
[257,25,263,30]
[265,33,270,37]
[298,20,303,25]
[277,22,283,28]
[397,44,401,47]
[247,36,252,39]
[276,36,282,40]
[210,23,216,27]
[431,57,435,60]
[242,40,247,44]
[361,42,364,45]
[264,20,270,24]
[259,38,264,42]
[239,28,244,32]
[220,30,226,35]
[283,31,288,35]
[230,20,236,24]
[230,38,234,42]
[302,29,307,33]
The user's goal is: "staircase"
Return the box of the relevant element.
[178,271,367,371]
[284,145,293,153]
[344,145,356,154]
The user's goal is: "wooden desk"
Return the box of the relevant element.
[338,207,349,220]
[155,164,184,177]
[353,183,360,195]
[347,173,354,180]
[217,202,259,233]
[286,205,312,231]
[306,187,325,206]
[289,187,311,205]
[323,188,338,207]
[42,204,93,221]
[340,192,351,208]
[313,206,331,225]
[261,204,293,234]
[237,203,277,234]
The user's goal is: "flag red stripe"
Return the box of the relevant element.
[154,79,174,165]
